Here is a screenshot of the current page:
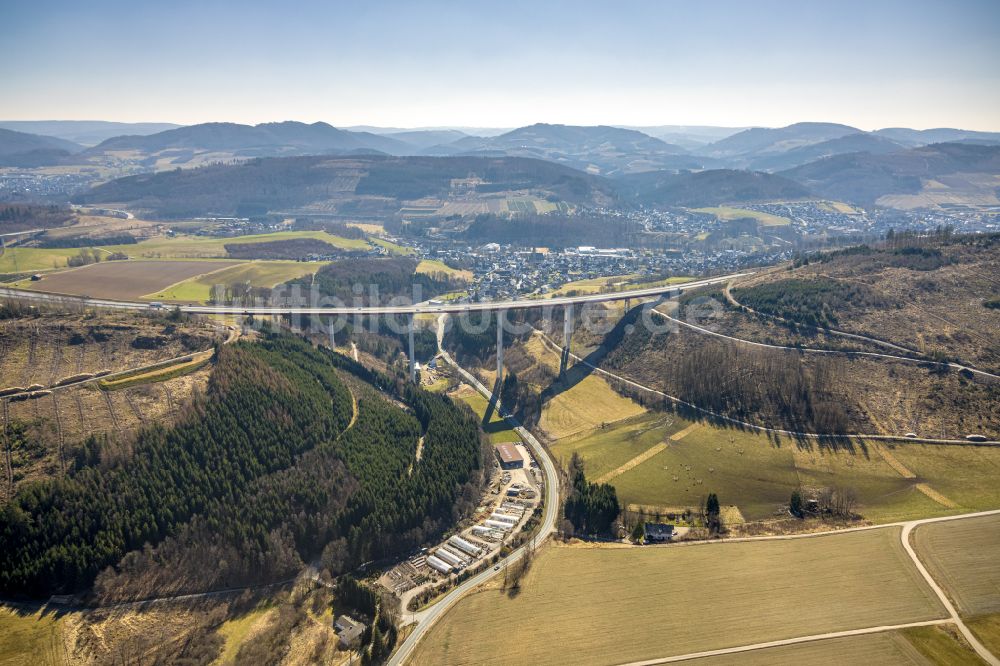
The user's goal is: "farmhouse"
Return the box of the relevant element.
[495,443,524,469]
[645,523,674,542]
[334,614,366,648]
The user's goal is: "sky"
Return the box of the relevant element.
[2,0,999,130]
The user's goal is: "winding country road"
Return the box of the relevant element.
[533,329,1000,445]
[386,315,561,666]
[650,303,1000,381]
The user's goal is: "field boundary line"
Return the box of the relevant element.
[138,261,252,301]
[614,619,952,665]
[902,520,1000,665]
[594,442,668,485]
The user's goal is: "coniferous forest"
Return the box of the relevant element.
[0,333,485,600]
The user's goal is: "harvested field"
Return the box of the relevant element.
[144,261,323,303]
[911,513,1000,616]
[967,613,1000,659]
[409,528,946,666]
[682,630,951,665]
[21,260,242,300]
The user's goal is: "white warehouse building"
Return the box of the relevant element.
[426,555,452,574]
[448,535,482,557]
[435,548,466,568]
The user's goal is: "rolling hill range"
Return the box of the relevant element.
[0,120,181,146]
[780,142,1000,207]
[616,168,811,207]
[0,127,83,167]
[703,122,862,161]
[87,120,410,158]
[423,123,714,175]
[74,154,618,218]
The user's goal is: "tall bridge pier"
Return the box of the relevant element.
[496,308,505,386]
[559,304,573,379]
[408,313,417,383]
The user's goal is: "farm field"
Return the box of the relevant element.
[415,259,472,282]
[691,206,792,226]
[911,513,1000,616]
[967,613,1000,659]
[554,407,996,523]
[371,237,416,256]
[538,371,645,440]
[0,606,65,666]
[16,260,242,300]
[408,527,946,666]
[0,246,91,273]
[142,261,323,303]
[683,629,968,666]
[0,231,367,273]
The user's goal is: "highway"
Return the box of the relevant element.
[386,315,561,666]
[0,272,749,316]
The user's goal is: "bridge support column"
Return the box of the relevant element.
[624,298,631,312]
[408,314,417,383]
[559,304,573,379]
[496,309,505,387]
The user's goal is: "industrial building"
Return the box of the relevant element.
[495,443,524,469]
[426,554,453,574]
[435,547,466,568]
[448,535,483,557]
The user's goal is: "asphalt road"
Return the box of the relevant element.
[0,272,749,316]
[385,316,561,666]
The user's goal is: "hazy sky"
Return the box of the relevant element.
[3,0,999,130]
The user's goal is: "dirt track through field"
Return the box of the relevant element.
[595,442,669,485]
[670,423,699,441]
[875,444,959,508]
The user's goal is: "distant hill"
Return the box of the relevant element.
[704,122,861,160]
[422,123,713,175]
[88,121,412,158]
[874,127,1000,147]
[382,129,469,149]
[619,125,748,149]
[748,133,907,171]
[74,155,616,218]
[0,127,83,167]
[0,120,181,146]
[780,142,1000,205]
[616,169,811,207]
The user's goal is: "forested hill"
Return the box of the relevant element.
[74,154,616,218]
[0,334,484,599]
